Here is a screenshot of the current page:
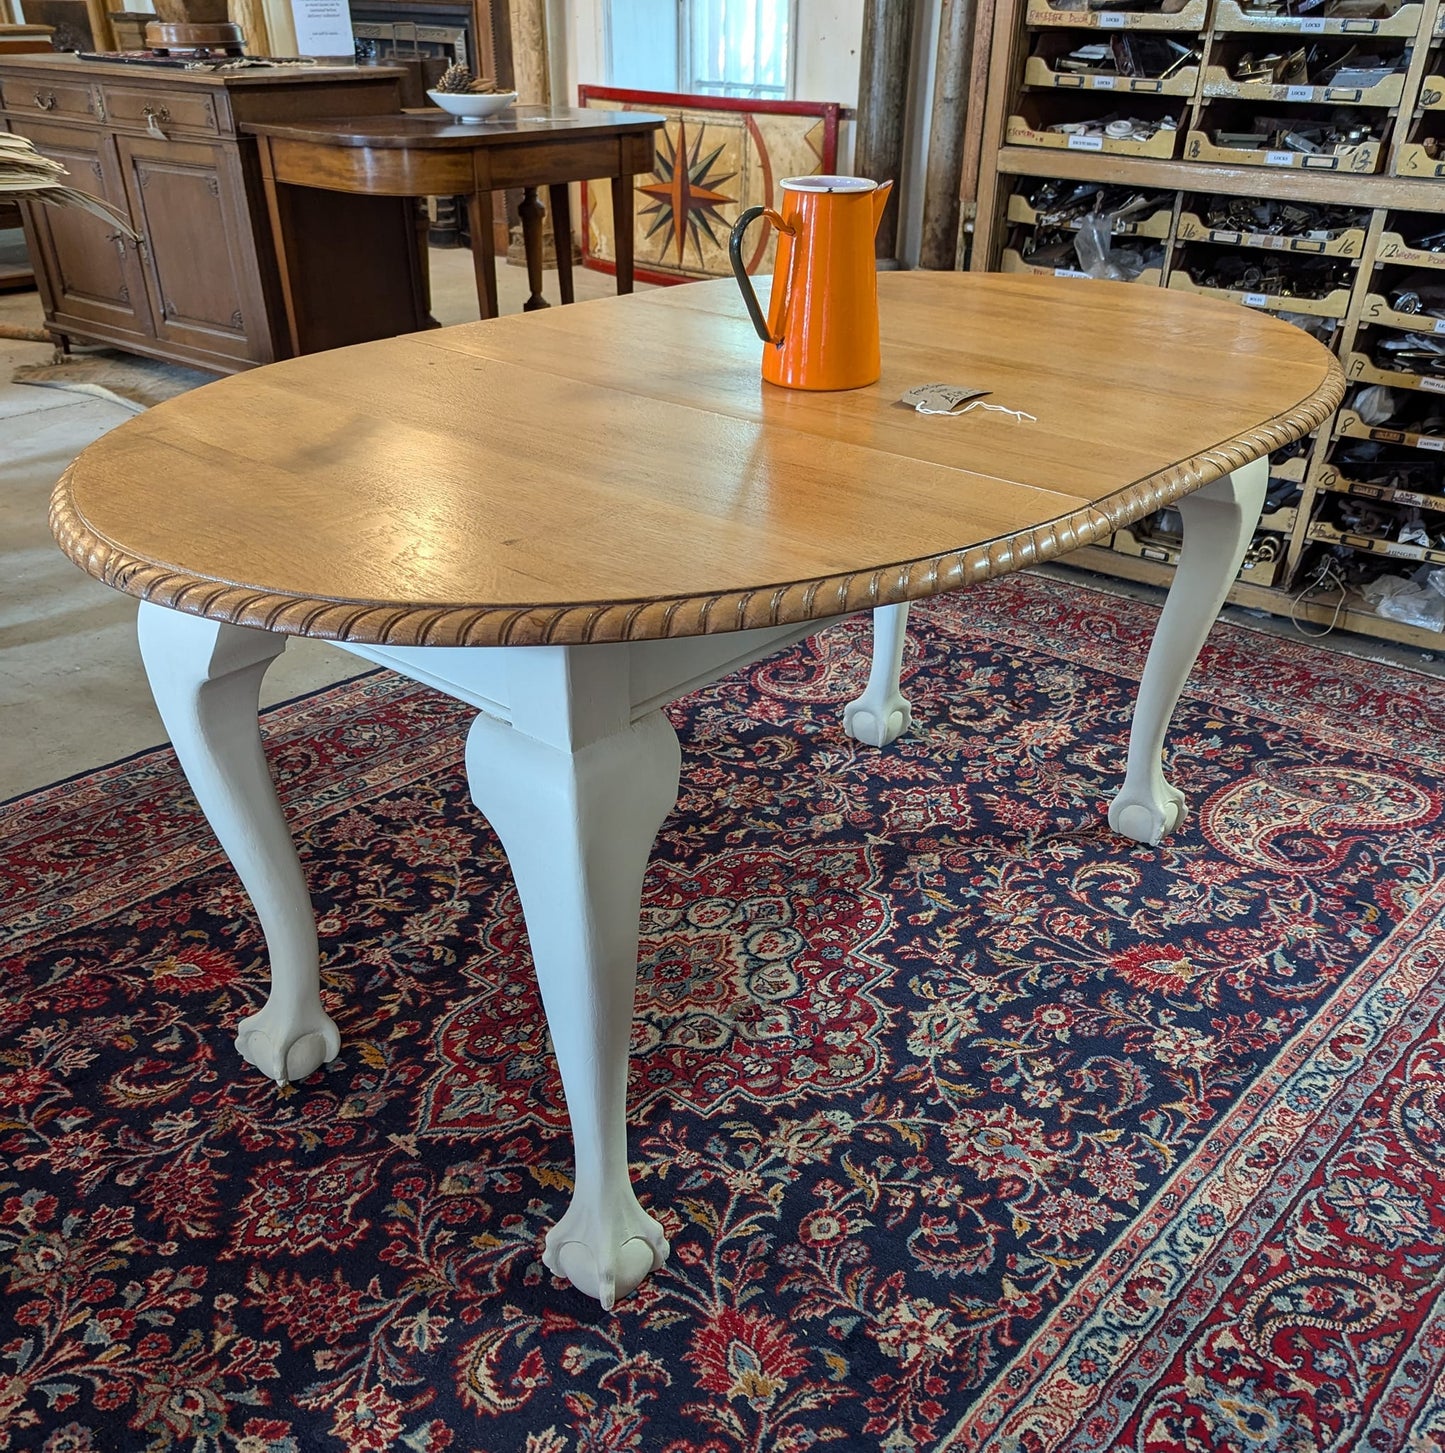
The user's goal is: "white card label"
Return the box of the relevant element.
[1055,267,1090,278]
[1419,436,1445,450]
[1300,17,1326,30]
[1068,133,1105,150]
[289,0,354,55]
[1265,150,1295,165]
[1421,376,1445,393]
[1097,11,1127,23]
[1243,292,1269,307]
[1286,85,1313,100]
[1433,318,1445,333]
[1093,74,1116,88]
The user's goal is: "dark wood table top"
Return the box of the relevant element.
[245,104,667,149]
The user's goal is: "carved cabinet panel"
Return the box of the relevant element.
[115,133,256,360]
[19,117,153,337]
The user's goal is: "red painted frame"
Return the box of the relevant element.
[577,84,842,287]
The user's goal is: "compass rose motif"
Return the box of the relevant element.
[636,118,738,267]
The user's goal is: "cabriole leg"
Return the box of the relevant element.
[137,604,339,1084]
[843,602,913,747]
[465,690,681,1310]
[1108,456,1269,845]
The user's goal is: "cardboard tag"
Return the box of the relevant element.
[899,384,991,415]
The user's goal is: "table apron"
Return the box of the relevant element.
[262,134,650,198]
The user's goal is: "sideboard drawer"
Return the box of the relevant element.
[1,76,95,120]
[103,85,222,137]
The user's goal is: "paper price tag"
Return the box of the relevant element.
[1243,292,1269,307]
[1068,133,1105,150]
[898,384,991,415]
[1285,84,1313,100]
[1265,150,1295,165]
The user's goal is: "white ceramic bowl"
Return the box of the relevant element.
[426,89,518,123]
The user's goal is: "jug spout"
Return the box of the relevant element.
[871,180,894,236]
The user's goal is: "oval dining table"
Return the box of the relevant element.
[49,271,1342,1309]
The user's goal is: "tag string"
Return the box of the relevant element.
[958,400,1037,423]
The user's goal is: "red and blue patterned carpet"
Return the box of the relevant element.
[4,572,1445,1452]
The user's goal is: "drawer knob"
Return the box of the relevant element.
[33,90,56,110]
[144,104,170,139]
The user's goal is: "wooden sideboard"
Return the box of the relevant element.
[0,56,424,372]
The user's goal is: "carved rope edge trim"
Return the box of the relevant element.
[48,361,1345,649]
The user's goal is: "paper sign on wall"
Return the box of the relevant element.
[290,0,354,56]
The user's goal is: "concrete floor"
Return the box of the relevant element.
[0,248,634,800]
[3,250,1441,802]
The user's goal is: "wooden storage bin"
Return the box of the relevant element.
[1211,0,1422,36]
[1022,30,1201,94]
[1007,93,1183,157]
[1025,0,1209,30]
[1176,209,1367,255]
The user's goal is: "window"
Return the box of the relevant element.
[607,0,794,100]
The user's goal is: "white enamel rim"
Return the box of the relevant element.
[779,175,879,193]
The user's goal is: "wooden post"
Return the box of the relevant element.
[854,0,915,262]
[919,0,976,270]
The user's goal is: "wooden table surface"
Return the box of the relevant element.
[51,272,1343,648]
[246,104,664,150]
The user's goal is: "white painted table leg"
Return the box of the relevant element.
[465,648,681,1309]
[137,604,339,1083]
[843,602,913,746]
[1108,456,1269,845]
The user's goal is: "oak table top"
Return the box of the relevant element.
[50,272,1344,648]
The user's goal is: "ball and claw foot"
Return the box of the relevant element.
[542,1198,670,1311]
[1108,782,1188,846]
[235,1004,341,1085]
[842,693,913,749]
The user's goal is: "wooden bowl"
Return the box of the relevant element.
[144,21,245,49]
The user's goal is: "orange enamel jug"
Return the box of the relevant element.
[728,176,894,392]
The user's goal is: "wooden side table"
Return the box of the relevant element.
[248,105,664,347]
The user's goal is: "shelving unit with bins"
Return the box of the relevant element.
[970,0,1445,648]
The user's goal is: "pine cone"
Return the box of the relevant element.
[436,62,474,94]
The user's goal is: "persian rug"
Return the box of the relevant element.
[577,86,841,285]
[12,347,213,411]
[4,571,1445,1453]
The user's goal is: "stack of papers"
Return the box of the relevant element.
[0,132,136,235]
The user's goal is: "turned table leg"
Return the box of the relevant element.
[137,604,339,1084]
[519,185,548,311]
[843,602,914,747]
[464,645,680,1309]
[1109,455,1269,845]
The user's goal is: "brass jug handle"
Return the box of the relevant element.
[729,206,793,345]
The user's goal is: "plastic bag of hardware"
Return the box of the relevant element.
[1074,212,1127,280]
[1367,567,1445,631]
